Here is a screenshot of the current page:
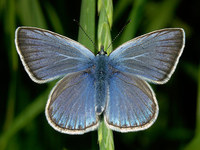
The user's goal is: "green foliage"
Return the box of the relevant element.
[0,0,199,150]
[119,0,147,44]
[98,121,114,150]
[97,0,113,54]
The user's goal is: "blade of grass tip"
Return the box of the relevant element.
[78,0,96,53]
[97,0,114,150]
[44,2,64,34]
[119,0,146,45]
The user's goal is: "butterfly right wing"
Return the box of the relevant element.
[46,70,99,134]
[109,28,185,84]
[15,27,95,83]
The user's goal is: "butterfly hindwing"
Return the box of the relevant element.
[46,71,99,134]
[109,28,185,84]
[15,27,95,83]
[104,72,158,132]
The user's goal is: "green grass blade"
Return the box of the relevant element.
[145,0,180,32]
[98,0,113,27]
[119,0,146,44]
[184,64,200,150]
[3,0,17,137]
[98,7,112,54]
[113,0,132,23]
[44,2,64,34]
[97,0,114,150]
[17,0,47,28]
[98,121,114,150]
[78,0,96,53]
[1,0,50,149]
[0,84,54,150]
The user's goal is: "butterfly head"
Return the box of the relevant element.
[97,45,107,56]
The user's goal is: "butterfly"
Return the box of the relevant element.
[15,27,185,134]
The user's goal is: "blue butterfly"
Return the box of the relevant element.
[15,27,185,134]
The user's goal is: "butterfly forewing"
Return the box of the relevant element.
[105,72,158,132]
[109,28,185,84]
[46,71,99,134]
[15,27,95,83]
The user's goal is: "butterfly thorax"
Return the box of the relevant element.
[94,51,109,115]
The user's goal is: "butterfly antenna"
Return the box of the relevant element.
[106,20,131,51]
[73,19,98,51]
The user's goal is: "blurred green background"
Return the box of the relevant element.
[0,0,200,149]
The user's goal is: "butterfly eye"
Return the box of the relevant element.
[97,51,107,55]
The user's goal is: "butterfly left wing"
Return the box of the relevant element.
[109,28,185,84]
[46,71,99,134]
[104,72,158,132]
[15,27,95,83]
